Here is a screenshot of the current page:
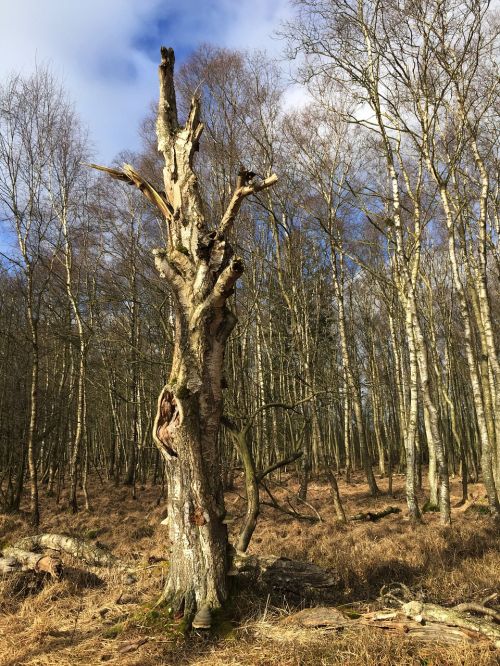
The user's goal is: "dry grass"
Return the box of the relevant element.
[0,473,498,665]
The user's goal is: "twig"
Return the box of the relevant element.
[267,477,323,522]
[260,482,318,522]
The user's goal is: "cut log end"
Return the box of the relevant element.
[1,548,62,578]
[36,555,63,577]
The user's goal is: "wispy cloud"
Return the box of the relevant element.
[0,0,294,161]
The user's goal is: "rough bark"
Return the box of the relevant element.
[13,533,115,567]
[231,553,339,605]
[1,548,62,577]
[91,47,277,619]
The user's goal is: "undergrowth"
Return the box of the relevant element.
[0,473,497,665]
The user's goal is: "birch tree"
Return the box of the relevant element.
[92,47,277,622]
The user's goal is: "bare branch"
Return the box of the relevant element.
[218,173,278,238]
[256,451,303,483]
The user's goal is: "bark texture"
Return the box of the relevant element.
[14,533,115,567]
[231,553,340,605]
[92,47,277,618]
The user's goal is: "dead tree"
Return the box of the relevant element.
[91,47,277,622]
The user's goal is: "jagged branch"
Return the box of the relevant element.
[87,162,173,221]
[183,96,204,165]
[157,46,179,144]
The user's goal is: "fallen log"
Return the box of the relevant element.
[2,547,62,577]
[0,556,19,574]
[349,506,400,521]
[402,600,500,647]
[13,534,116,567]
[231,553,339,604]
[280,604,499,647]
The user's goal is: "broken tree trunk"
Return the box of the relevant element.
[13,533,115,567]
[230,553,500,647]
[402,600,500,646]
[90,47,277,620]
[282,604,500,648]
[231,553,339,604]
[1,547,62,577]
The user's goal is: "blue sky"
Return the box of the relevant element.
[0,0,294,162]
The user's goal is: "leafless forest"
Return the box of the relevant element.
[0,1,499,664]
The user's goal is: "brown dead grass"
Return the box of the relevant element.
[0,473,498,665]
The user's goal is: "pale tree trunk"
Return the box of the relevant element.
[453,86,500,476]
[93,47,277,620]
[354,2,450,521]
[333,250,379,496]
[59,237,86,514]
[388,306,407,474]
[434,183,499,516]
[27,288,40,527]
[410,305,450,522]
[406,52,500,515]
[404,306,421,521]
[343,377,352,483]
[68,341,85,512]
[370,341,386,477]
[125,237,140,493]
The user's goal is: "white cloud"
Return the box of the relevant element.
[0,0,297,162]
[0,0,166,160]
[215,0,292,52]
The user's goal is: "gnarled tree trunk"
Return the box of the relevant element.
[92,47,277,620]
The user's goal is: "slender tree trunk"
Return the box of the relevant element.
[404,307,421,522]
[27,281,40,527]
[333,251,378,495]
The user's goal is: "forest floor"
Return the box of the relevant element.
[0,472,498,665]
